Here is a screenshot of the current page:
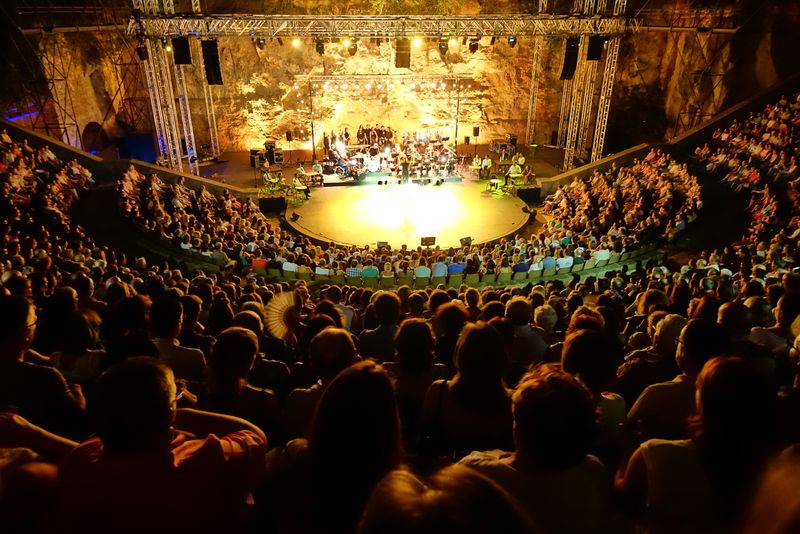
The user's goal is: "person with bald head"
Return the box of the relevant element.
[282,327,360,438]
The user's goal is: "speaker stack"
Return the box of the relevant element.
[201,40,223,85]
[560,38,579,80]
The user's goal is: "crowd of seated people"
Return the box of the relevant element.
[4,85,800,533]
[540,148,702,251]
[117,158,693,284]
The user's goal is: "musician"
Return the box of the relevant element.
[513,152,526,167]
[480,155,492,179]
[323,131,330,154]
[398,153,410,181]
[343,128,351,146]
[369,125,379,146]
[311,159,324,186]
[357,126,365,145]
[505,161,522,186]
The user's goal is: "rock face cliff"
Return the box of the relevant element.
[15,0,800,160]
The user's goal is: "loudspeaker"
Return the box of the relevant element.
[172,37,191,64]
[421,236,436,246]
[201,40,223,85]
[509,135,518,146]
[587,36,606,61]
[460,236,473,247]
[259,196,287,214]
[560,38,579,80]
[473,126,480,137]
[136,45,148,61]
[286,131,293,142]
[249,153,261,167]
[395,38,411,68]
[465,136,470,145]
[273,150,284,164]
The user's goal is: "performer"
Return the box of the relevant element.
[505,161,522,186]
[311,159,324,186]
[343,127,351,146]
[480,155,492,179]
[323,131,330,154]
[513,151,526,167]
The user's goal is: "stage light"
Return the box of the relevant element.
[508,35,517,47]
[365,82,372,90]
[412,36,423,47]
[448,37,458,47]
[348,41,358,56]
[256,37,265,49]
[342,38,351,48]
[341,83,349,90]
[438,39,448,54]
[291,37,301,48]
[469,40,479,53]
[163,39,172,52]
[315,39,324,55]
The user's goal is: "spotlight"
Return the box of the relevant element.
[342,38,351,48]
[412,36,423,47]
[291,37,301,48]
[315,39,324,55]
[277,37,284,46]
[448,37,458,47]
[438,39,448,54]
[256,37,265,49]
[163,39,172,52]
[348,41,358,56]
[365,82,372,90]
[508,35,517,48]
[468,40,479,53]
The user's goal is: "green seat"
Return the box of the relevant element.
[430,276,447,287]
[253,268,268,277]
[481,273,495,286]
[380,276,396,289]
[556,266,572,275]
[496,272,512,285]
[413,276,430,289]
[528,269,541,281]
[447,274,463,288]
[571,263,584,273]
[297,271,313,282]
[267,268,282,279]
[362,277,379,289]
[282,270,297,280]
[542,267,557,277]
[315,273,330,282]
[595,258,609,268]
[329,274,345,285]
[582,258,597,270]
[512,271,528,282]
[465,273,480,286]
[608,252,622,264]
[396,275,413,287]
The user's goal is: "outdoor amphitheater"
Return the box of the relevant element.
[1,1,800,533]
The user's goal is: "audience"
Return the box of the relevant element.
[2,90,800,533]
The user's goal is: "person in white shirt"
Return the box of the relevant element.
[151,297,207,382]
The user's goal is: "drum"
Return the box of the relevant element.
[322,161,335,174]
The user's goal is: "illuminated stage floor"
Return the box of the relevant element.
[286,180,530,248]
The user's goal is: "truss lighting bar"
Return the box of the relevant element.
[128,14,632,39]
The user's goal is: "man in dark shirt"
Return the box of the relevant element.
[0,295,84,437]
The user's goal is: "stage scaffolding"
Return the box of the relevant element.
[128,9,634,174]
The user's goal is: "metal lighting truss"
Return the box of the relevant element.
[633,4,740,138]
[128,14,632,40]
[590,0,627,162]
[173,61,199,175]
[563,0,597,170]
[143,39,183,169]
[525,35,543,145]
[32,33,83,149]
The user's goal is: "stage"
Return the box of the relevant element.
[285,179,531,249]
[198,145,566,191]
